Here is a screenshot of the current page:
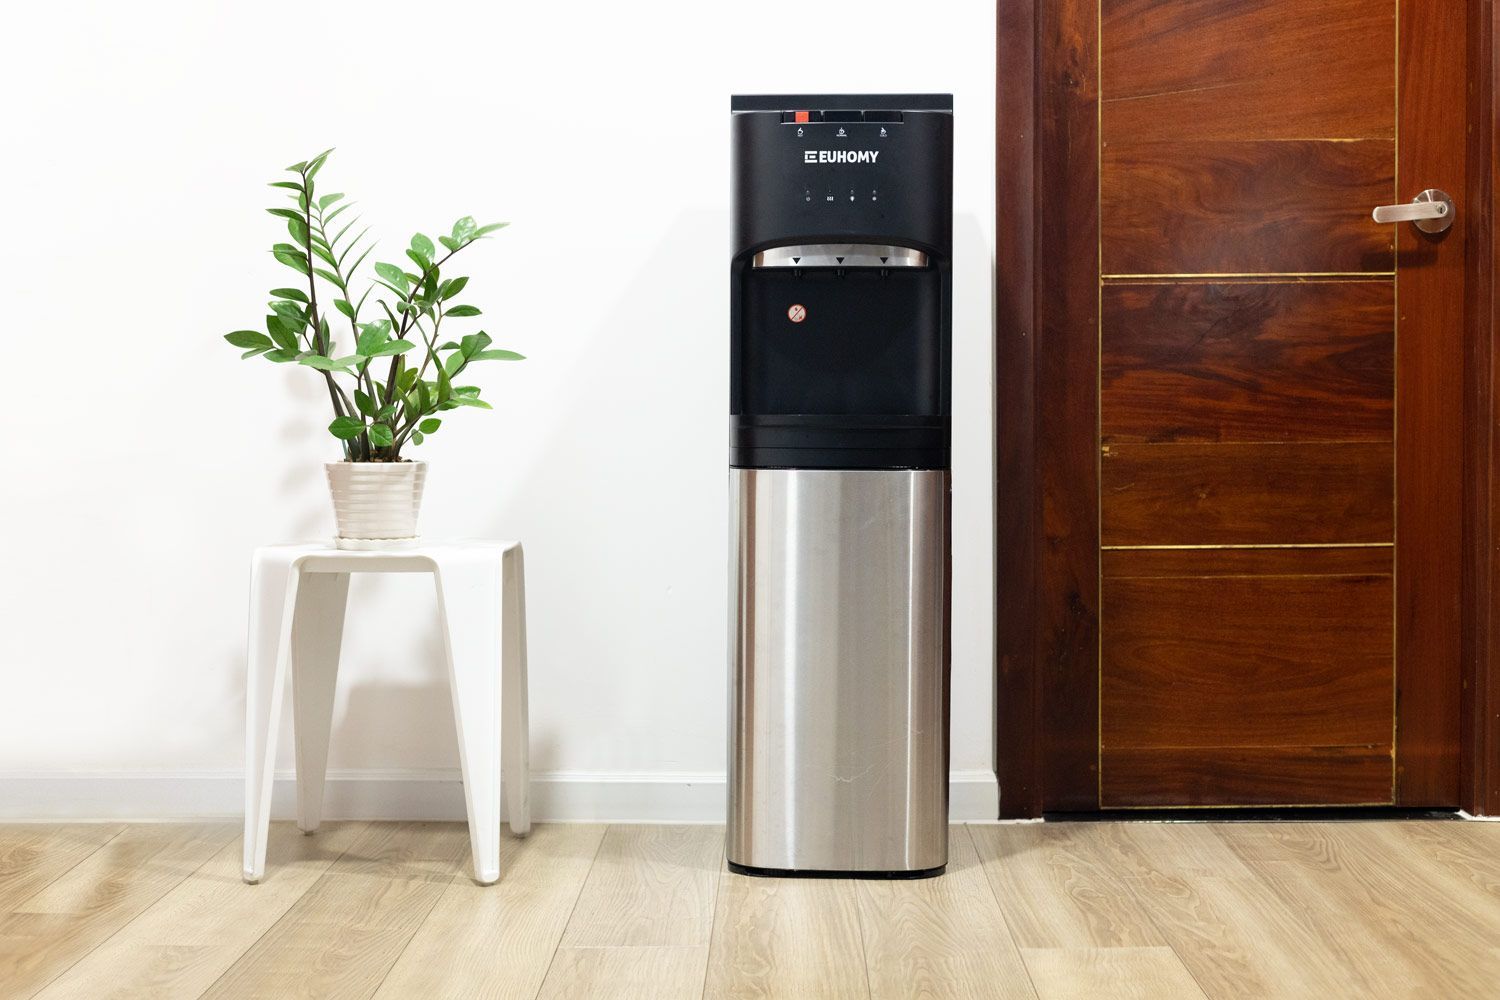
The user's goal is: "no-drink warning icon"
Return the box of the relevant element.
[787,303,807,323]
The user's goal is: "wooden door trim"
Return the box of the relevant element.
[1463,0,1500,817]
[994,0,1500,817]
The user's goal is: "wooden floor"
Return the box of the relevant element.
[1,820,1497,998]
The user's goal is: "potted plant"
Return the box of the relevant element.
[225,149,522,549]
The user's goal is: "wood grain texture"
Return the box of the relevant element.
[201,822,469,1000]
[855,828,1036,999]
[0,823,231,1000]
[33,822,366,1000]
[1101,544,1391,578]
[1101,572,1394,750]
[560,825,722,949]
[1101,442,1393,546]
[1100,0,1394,142]
[1101,746,1395,807]
[1022,947,1206,1000]
[703,864,866,1000]
[0,825,122,913]
[968,823,1165,949]
[375,824,606,1000]
[995,0,1042,820]
[1101,280,1394,444]
[1035,0,1101,813]
[1101,139,1394,275]
[5,822,1500,997]
[1395,0,1467,808]
[1218,823,1500,992]
[539,947,709,1000]
[1462,0,1500,818]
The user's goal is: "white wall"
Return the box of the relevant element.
[0,1,996,819]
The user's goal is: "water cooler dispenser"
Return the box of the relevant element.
[727,94,953,878]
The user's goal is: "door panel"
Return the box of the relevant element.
[1100,0,1395,142]
[1088,0,1464,807]
[1101,281,1395,444]
[1100,140,1395,274]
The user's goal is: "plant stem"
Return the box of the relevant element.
[301,168,366,460]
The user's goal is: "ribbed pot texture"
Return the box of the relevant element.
[325,461,427,549]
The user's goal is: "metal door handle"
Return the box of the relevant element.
[1372,188,1455,233]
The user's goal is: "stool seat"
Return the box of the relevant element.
[242,541,529,886]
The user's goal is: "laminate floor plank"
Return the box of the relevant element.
[0,825,124,913]
[558,825,722,949]
[1216,822,1500,996]
[1020,946,1207,1000]
[537,945,708,1000]
[702,860,867,1000]
[0,823,234,1000]
[854,827,1036,999]
[374,824,607,1000]
[200,821,470,1000]
[32,821,366,1000]
[968,823,1166,949]
[1111,824,1362,999]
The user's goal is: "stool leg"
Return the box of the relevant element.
[291,571,349,835]
[503,546,531,836]
[433,555,503,885]
[244,551,300,883]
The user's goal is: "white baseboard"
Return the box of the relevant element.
[0,769,999,823]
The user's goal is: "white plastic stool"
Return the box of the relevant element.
[242,542,529,885]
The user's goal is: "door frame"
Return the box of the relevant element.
[994,0,1500,817]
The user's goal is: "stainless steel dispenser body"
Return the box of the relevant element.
[728,469,950,874]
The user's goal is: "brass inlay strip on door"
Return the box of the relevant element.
[1102,271,1395,280]
[1101,543,1395,551]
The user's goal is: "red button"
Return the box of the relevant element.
[794,111,810,124]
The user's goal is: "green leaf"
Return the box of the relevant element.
[273,249,310,274]
[328,415,365,440]
[313,267,345,288]
[460,332,492,357]
[298,354,353,372]
[267,207,302,221]
[451,216,477,242]
[412,431,425,446]
[334,298,355,319]
[416,380,432,412]
[374,262,409,292]
[368,423,394,447]
[285,159,308,173]
[474,349,525,361]
[450,394,493,409]
[411,233,435,259]
[311,242,338,268]
[438,276,468,300]
[325,201,353,225]
[269,300,305,324]
[398,367,420,392]
[472,222,509,238]
[444,351,465,376]
[225,329,273,349]
[330,354,364,368]
[241,346,271,359]
[419,417,442,434]
[453,385,481,397]
[438,235,461,252]
[318,192,345,210]
[306,147,334,178]
[266,316,299,353]
[269,180,302,191]
[368,339,416,357]
[446,304,481,318]
[354,390,378,419]
[356,324,387,356]
[376,403,397,421]
[287,217,309,245]
[405,248,430,271]
[264,349,298,363]
[271,287,308,302]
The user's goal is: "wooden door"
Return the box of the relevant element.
[997,1,1474,811]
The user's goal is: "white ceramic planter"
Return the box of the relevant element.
[325,461,427,550]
